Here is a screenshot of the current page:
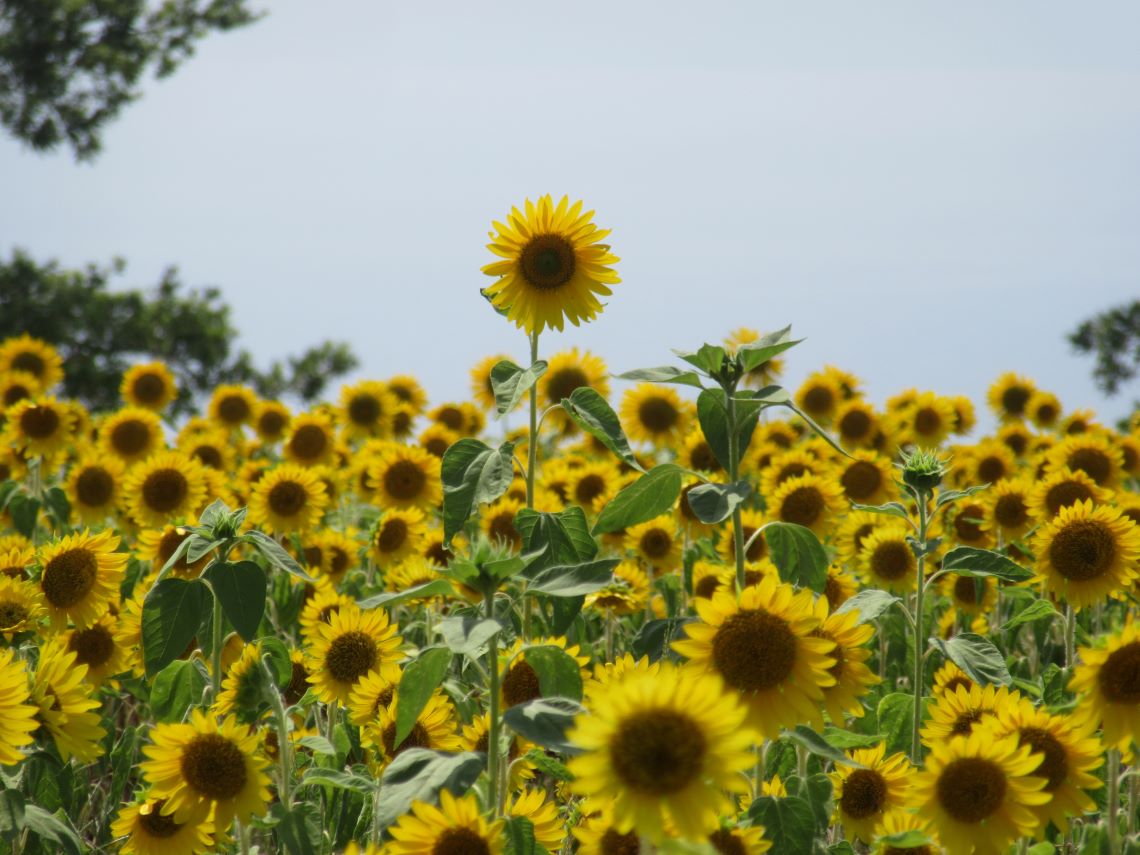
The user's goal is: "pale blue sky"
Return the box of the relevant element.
[3,1,1139,431]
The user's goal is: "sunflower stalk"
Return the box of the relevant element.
[724,376,747,595]
[484,589,503,817]
[1109,748,1122,853]
[260,654,293,804]
[910,484,931,765]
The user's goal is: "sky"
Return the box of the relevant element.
[3,1,1139,433]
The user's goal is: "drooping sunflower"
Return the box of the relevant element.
[338,380,398,440]
[121,361,178,411]
[913,729,1049,855]
[988,694,1103,835]
[768,472,845,537]
[282,412,337,467]
[673,574,836,737]
[0,335,64,389]
[833,450,896,507]
[111,796,214,855]
[620,384,690,447]
[567,661,755,843]
[30,636,106,762]
[0,575,44,638]
[0,647,37,765]
[366,689,464,762]
[386,789,504,855]
[64,454,124,523]
[4,396,74,457]
[140,709,271,831]
[305,604,404,705]
[35,528,127,629]
[920,683,1020,745]
[1032,499,1140,609]
[248,463,329,535]
[66,610,130,685]
[810,595,880,723]
[1046,432,1124,489]
[367,442,442,511]
[830,743,916,843]
[123,451,209,528]
[481,194,620,335]
[624,515,682,574]
[1069,620,1140,749]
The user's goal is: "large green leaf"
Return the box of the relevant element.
[745,796,815,853]
[373,750,484,830]
[764,522,828,593]
[685,480,751,524]
[502,697,585,755]
[591,464,682,535]
[735,325,802,372]
[696,389,761,470]
[834,589,902,623]
[142,577,210,677]
[150,659,208,722]
[395,647,453,746]
[560,387,641,470]
[523,645,583,701]
[877,692,917,756]
[202,559,266,642]
[525,558,619,597]
[515,506,597,572]
[940,547,1033,582]
[929,633,1012,686]
[22,806,82,855]
[784,725,863,767]
[441,438,517,544]
[1001,599,1059,632]
[616,365,705,389]
[357,579,456,610]
[491,359,547,416]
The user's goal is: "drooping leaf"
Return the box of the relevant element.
[502,697,585,755]
[202,560,266,642]
[559,386,642,471]
[1001,599,1060,632]
[357,579,456,610]
[243,530,315,582]
[592,464,683,535]
[849,501,914,523]
[685,480,752,524]
[22,806,82,855]
[929,633,1012,687]
[269,802,321,855]
[940,547,1033,582]
[373,750,484,831]
[632,617,693,663]
[616,365,705,389]
[784,725,863,767]
[491,359,548,416]
[142,577,210,677]
[934,484,990,511]
[394,647,453,746]
[525,558,619,597]
[439,616,503,658]
[735,325,802,372]
[441,438,517,545]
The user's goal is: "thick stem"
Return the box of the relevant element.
[911,488,929,765]
[210,591,224,702]
[725,388,746,595]
[485,590,503,817]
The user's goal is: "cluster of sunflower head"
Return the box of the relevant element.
[4,325,1140,855]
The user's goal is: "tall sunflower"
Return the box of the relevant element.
[567,662,756,843]
[672,574,836,737]
[1069,620,1140,749]
[0,647,37,765]
[248,464,329,535]
[140,709,271,831]
[111,797,214,855]
[1032,499,1140,609]
[829,743,916,843]
[121,361,178,411]
[305,604,404,705]
[913,730,1049,855]
[386,790,504,855]
[481,194,620,335]
[123,451,209,528]
[35,528,126,629]
[30,637,106,762]
[620,384,690,447]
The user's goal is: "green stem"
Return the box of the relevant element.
[911,487,929,765]
[261,655,294,804]
[526,330,539,509]
[1109,748,1122,854]
[1129,766,1138,837]
[485,590,503,817]
[1064,603,1076,669]
[210,590,224,702]
[725,386,746,595]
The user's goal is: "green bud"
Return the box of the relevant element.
[898,447,951,492]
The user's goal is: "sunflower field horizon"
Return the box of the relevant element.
[2,183,1140,855]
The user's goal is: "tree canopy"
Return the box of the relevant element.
[0,249,357,415]
[1069,300,1140,396]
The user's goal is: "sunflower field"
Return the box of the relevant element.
[0,195,1137,855]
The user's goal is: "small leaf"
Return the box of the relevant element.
[186,534,224,564]
[764,522,828,593]
[934,484,990,512]
[633,617,693,663]
[491,359,548,416]
[745,796,815,853]
[374,750,484,830]
[835,589,902,623]
[357,579,456,610]
[395,647,453,746]
[560,387,641,471]
[877,692,917,756]
[297,735,336,755]
[940,547,1033,582]
[439,616,502,658]
[203,560,266,642]
[929,633,1012,686]
[244,530,315,582]
[502,697,585,755]
[784,725,863,767]
[736,325,803,372]
[1002,599,1060,632]
[525,558,619,597]
[697,389,761,471]
[850,501,914,523]
[592,464,683,535]
[150,659,208,722]
[441,438,517,545]
[685,481,752,524]
[142,578,210,677]
[523,646,583,701]
[522,747,574,781]
[616,366,705,388]
[821,727,884,749]
[674,343,728,375]
[269,802,321,855]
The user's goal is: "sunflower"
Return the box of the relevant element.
[539,347,611,430]
[1061,409,1098,436]
[338,380,398,440]
[0,370,37,408]
[460,712,535,792]
[120,360,178,410]
[0,335,64,389]
[0,575,44,638]
[35,528,126,629]
[63,454,123,523]
[833,399,880,449]
[1069,619,1140,749]
[140,709,271,831]
[1032,499,1140,609]
[966,440,1017,486]
[566,459,623,512]
[568,661,754,843]
[66,610,130,684]
[830,743,916,843]
[930,661,974,700]
[572,806,653,854]
[506,789,564,852]
[346,662,402,725]
[585,560,649,616]
[980,478,1034,541]
[833,510,886,567]
[282,412,337,467]
[834,450,896,507]
[470,353,514,411]
[178,429,235,473]
[988,695,1103,835]
[387,789,504,855]
[252,399,291,443]
[248,464,329,535]
[1027,466,1110,521]
[855,526,916,595]
[111,797,214,855]
[419,423,459,459]
[901,392,958,448]
[499,636,590,710]
[620,384,690,447]
[1046,433,1123,489]
[384,374,427,415]
[30,636,106,761]
[214,641,269,720]
[303,528,360,585]
[305,604,403,706]
[4,396,74,457]
[795,373,842,424]
[0,541,33,579]
[367,443,442,511]
[946,500,992,549]
[123,451,209,528]
[715,508,769,568]
[986,373,1036,423]
[137,525,211,579]
[870,810,940,855]
[920,683,1020,745]
[758,448,822,498]
[914,729,1049,855]
[481,194,620,335]
[624,515,682,574]
[206,385,257,430]
[941,572,998,617]
[0,647,37,764]
[673,574,835,737]
[810,595,880,723]
[366,689,464,762]
[768,472,845,537]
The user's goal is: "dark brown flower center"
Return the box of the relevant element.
[1001,386,1030,416]
[217,395,252,424]
[608,709,706,794]
[839,408,872,441]
[501,661,542,709]
[870,541,913,582]
[694,574,722,599]
[600,830,641,855]
[1098,641,1140,703]
[953,504,986,543]
[42,548,98,608]
[268,481,308,518]
[284,659,310,706]
[977,456,1008,484]
[994,494,1028,529]
[712,608,797,692]
[840,461,882,501]
[1068,448,1112,486]
[545,367,590,403]
[111,419,151,456]
[639,528,672,561]
[940,675,973,696]
[68,623,115,669]
[0,601,30,630]
[375,518,409,554]
[936,757,1006,823]
[951,710,984,736]
[431,827,492,855]
[1018,726,1068,791]
[137,801,182,838]
[258,409,287,437]
[325,631,377,683]
[180,733,248,800]
[382,720,431,759]
[638,397,679,434]
[75,467,114,507]
[1035,402,1058,424]
[520,234,576,290]
[289,424,329,461]
[707,829,747,855]
[1049,519,1116,581]
[142,469,189,513]
[575,474,607,505]
[740,526,766,563]
[802,386,834,416]
[348,394,383,426]
[192,444,223,470]
[11,351,45,377]
[489,512,521,549]
[953,575,985,606]
[383,460,426,501]
[779,485,825,528]
[20,405,60,440]
[839,768,888,819]
[913,407,943,436]
[131,372,167,404]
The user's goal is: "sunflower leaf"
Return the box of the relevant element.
[696,389,761,470]
[849,501,913,523]
[7,494,39,539]
[776,400,852,459]
[1001,599,1059,632]
[523,645,584,701]
[616,365,705,389]
[877,830,933,847]
[745,796,815,854]
[525,558,619,597]
[357,579,456,610]
[940,546,1033,582]
[268,802,321,855]
[374,750,485,830]
[591,464,683,535]
[0,788,24,836]
[441,438,517,545]
[142,577,211,677]
[516,506,598,571]
[560,387,642,471]
[244,530,316,582]
[394,647,453,746]
[439,616,503,658]
[149,659,207,722]
[933,484,991,511]
[764,522,829,593]
[632,616,693,663]
[735,326,803,372]
[21,806,82,855]
[673,343,727,375]
[491,359,548,417]
[834,589,902,623]
[876,692,918,756]
[203,560,266,642]
[784,726,864,767]
[685,480,752,524]
[502,697,585,755]
[929,633,1012,687]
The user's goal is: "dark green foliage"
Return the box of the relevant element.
[0,249,358,415]
[1070,300,1140,396]
[0,0,262,159]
